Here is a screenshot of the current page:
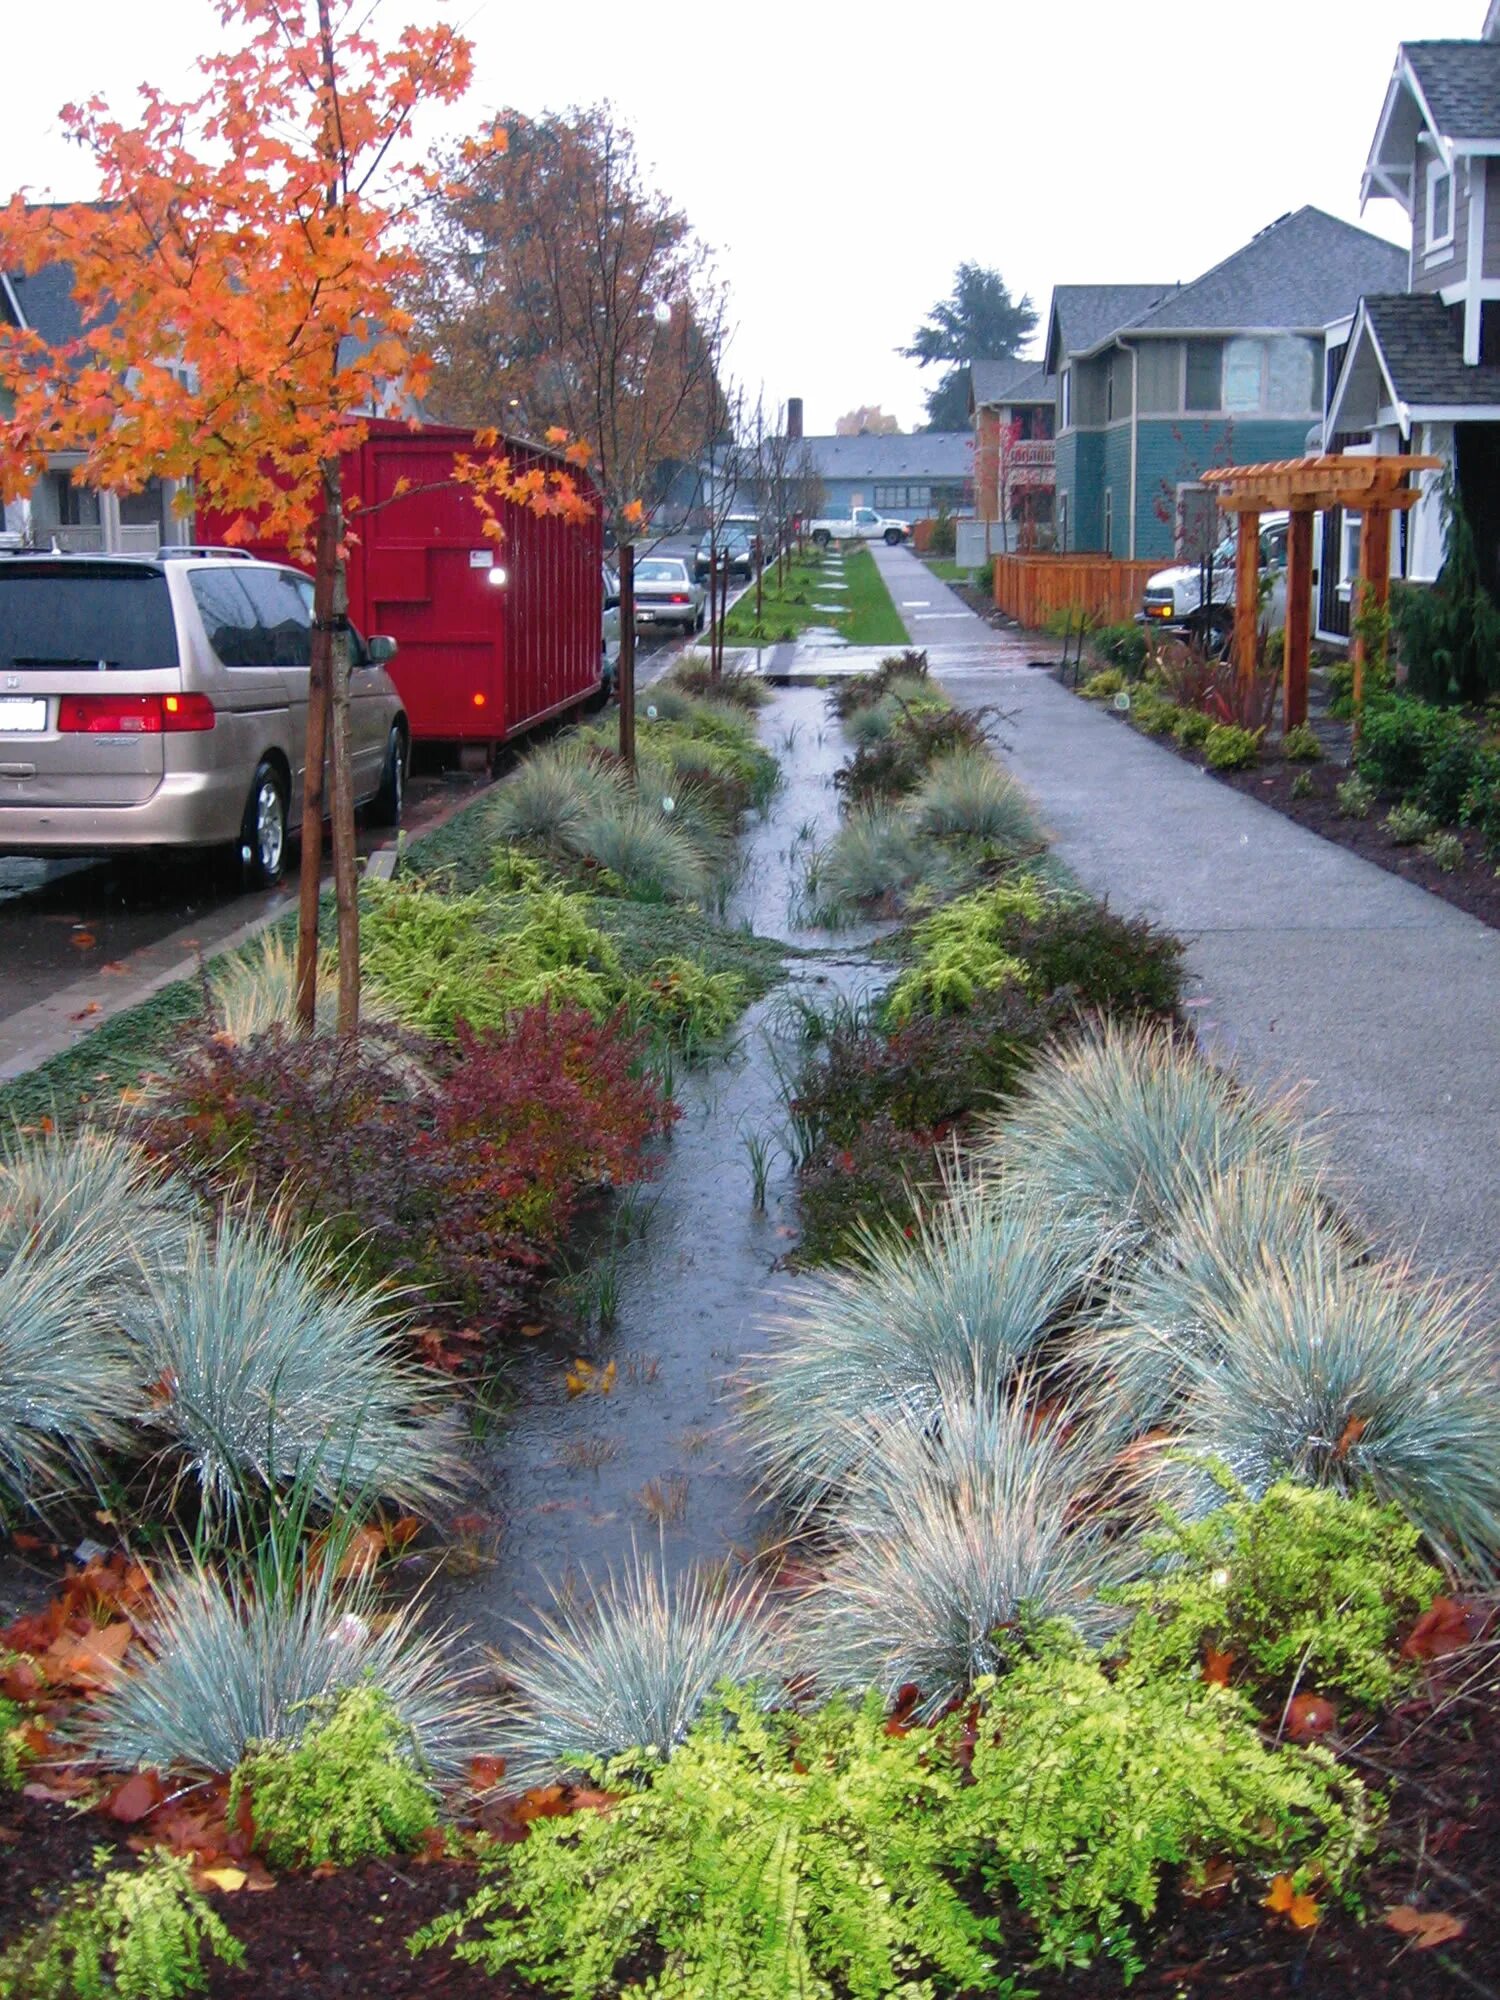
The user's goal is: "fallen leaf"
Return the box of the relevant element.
[10,1533,51,1554]
[334,1523,387,1581]
[70,930,98,950]
[70,1002,102,1021]
[44,1619,133,1688]
[1402,1596,1479,1662]
[468,1755,506,1791]
[1385,1905,1466,1948]
[198,1865,248,1893]
[1182,1856,1235,1903]
[519,1322,546,1339]
[100,960,129,975]
[1264,1874,1294,1913]
[1202,1646,1233,1687]
[1332,1414,1367,1460]
[106,1770,167,1824]
[1285,1693,1337,1742]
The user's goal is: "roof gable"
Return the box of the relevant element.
[969,357,1054,410]
[1043,283,1177,370]
[1327,291,1500,436]
[1364,40,1500,210]
[1121,208,1407,337]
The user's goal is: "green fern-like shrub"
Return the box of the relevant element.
[0,1847,243,2000]
[1117,1480,1440,1709]
[0,1695,28,1790]
[1335,774,1376,819]
[1280,722,1322,762]
[1171,706,1212,748]
[952,1647,1375,1977]
[1080,668,1125,701]
[1203,723,1262,771]
[230,1683,439,1870]
[1384,802,1435,846]
[415,1685,997,1999]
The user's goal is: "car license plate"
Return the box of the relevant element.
[0,698,47,733]
[638,610,658,621]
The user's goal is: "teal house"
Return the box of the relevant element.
[1045,210,1408,561]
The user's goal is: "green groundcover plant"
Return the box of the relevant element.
[1116,1478,1441,1710]
[416,1653,1373,1994]
[231,1683,439,1869]
[0,1847,243,2000]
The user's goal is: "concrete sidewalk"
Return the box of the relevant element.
[870,541,1500,1284]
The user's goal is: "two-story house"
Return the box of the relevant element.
[1,249,192,553]
[1325,13,1500,615]
[1048,212,1408,564]
[967,357,1057,549]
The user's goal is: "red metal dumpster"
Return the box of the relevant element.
[197,421,604,747]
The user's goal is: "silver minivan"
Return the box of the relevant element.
[0,552,408,885]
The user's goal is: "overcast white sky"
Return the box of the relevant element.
[0,0,1482,434]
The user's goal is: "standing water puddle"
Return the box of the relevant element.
[441,686,890,1652]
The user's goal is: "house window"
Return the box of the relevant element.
[1103,488,1113,552]
[874,485,905,507]
[1184,341,1221,412]
[908,484,931,509]
[1058,492,1069,551]
[1060,369,1072,430]
[1105,362,1115,423]
[1176,484,1219,561]
[1137,341,1181,415]
[1427,160,1454,253]
[1224,338,1266,412]
[39,471,101,530]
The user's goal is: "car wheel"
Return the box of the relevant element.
[812,530,831,547]
[883,528,904,545]
[238,758,288,888]
[1195,610,1233,658]
[695,606,706,632]
[367,724,406,827]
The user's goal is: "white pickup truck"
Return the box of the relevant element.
[805,505,911,548]
[1139,511,1290,646]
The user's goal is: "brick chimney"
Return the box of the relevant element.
[787,396,803,443]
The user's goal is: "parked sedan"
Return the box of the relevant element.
[693,527,755,583]
[632,556,705,634]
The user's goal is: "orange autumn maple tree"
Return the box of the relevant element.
[0,0,590,1032]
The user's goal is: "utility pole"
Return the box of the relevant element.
[618,540,636,770]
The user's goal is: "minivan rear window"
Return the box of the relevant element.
[0,570,180,672]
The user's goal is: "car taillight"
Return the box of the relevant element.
[669,593,689,604]
[57,693,216,734]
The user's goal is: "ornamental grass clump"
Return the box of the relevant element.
[977,1020,1316,1257]
[910,747,1043,850]
[1163,1252,1500,1576]
[744,1182,1096,1518]
[208,931,400,1044]
[804,806,954,924]
[562,794,713,905]
[0,1122,197,1283]
[129,1211,462,1518]
[1079,1156,1350,1436]
[799,1386,1124,1716]
[490,1549,781,1787]
[0,1231,140,1521]
[485,738,626,848]
[83,1544,482,1780]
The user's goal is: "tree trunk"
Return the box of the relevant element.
[295,496,338,1030]
[618,540,636,772]
[325,462,360,1037]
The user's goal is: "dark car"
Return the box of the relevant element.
[693,526,756,584]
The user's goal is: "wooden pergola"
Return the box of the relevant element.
[1200,455,1439,729]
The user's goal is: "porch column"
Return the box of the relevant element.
[1350,503,1393,713]
[1282,507,1314,732]
[1232,506,1261,700]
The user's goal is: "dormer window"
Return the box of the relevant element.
[1427,159,1454,255]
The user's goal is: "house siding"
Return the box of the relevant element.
[1486,161,1500,280]
[1132,417,1314,561]
[1054,430,1078,549]
[1413,152,1467,294]
[1102,424,1133,556]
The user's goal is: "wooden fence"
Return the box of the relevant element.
[992,554,1159,630]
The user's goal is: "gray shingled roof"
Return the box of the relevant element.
[1125,208,1408,337]
[6,261,90,345]
[1404,40,1500,141]
[1363,292,1500,408]
[801,432,974,480]
[1047,284,1177,367]
[970,358,1054,407]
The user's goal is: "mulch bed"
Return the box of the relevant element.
[3,1666,1495,1999]
[1214,756,1500,931]
[1055,670,1500,934]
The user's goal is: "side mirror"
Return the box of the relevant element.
[366,634,398,665]
[604,593,621,611]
